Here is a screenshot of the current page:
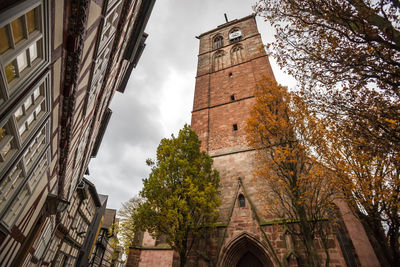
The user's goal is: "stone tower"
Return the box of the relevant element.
[127,14,380,267]
[190,15,379,267]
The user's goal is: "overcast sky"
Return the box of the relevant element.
[87,0,297,211]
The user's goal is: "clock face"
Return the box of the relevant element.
[229,30,242,40]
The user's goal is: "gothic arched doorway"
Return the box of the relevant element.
[219,233,274,267]
[237,252,264,267]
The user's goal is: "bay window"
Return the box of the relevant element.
[0,0,50,110]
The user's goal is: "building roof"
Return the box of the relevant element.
[102,208,117,229]
[198,14,255,38]
[82,177,102,207]
[98,194,109,207]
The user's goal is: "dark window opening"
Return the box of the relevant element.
[213,35,223,49]
[238,194,245,207]
[231,94,235,101]
[233,124,238,131]
[229,72,232,78]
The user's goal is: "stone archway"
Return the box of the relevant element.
[219,232,274,267]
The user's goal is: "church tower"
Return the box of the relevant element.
[192,14,274,229]
[190,15,379,267]
[127,14,380,267]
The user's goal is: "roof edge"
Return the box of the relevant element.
[198,14,256,38]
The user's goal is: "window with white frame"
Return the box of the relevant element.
[0,122,49,226]
[53,252,67,267]
[69,127,90,200]
[0,71,50,180]
[42,235,61,263]
[53,242,78,267]
[0,0,49,102]
[87,39,114,109]
[0,150,48,230]
[22,126,46,173]
[98,0,122,54]
[15,83,46,142]
[0,119,17,164]
[0,161,24,213]
[64,255,77,267]
[33,218,53,260]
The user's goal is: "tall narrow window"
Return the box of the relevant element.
[0,26,11,54]
[231,45,244,65]
[238,194,245,207]
[0,122,14,162]
[33,219,54,260]
[213,51,224,71]
[98,0,122,55]
[11,16,25,45]
[15,83,46,141]
[1,152,48,229]
[213,35,223,49]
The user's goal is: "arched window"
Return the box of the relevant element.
[213,51,224,71]
[231,45,244,65]
[213,35,223,49]
[238,194,245,207]
[229,28,242,42]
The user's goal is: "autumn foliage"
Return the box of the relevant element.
[246,76,336,266]
[255,0,400,155]
[255,0,400,265]
[316,115,400,266]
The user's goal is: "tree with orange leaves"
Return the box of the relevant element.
[246,76,336,266]
[254,1,400,265]
[254,0,400,156]
[315,115,400,266]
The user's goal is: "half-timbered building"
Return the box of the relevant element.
[0,0,155,266]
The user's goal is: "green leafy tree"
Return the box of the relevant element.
[134,124,220,267]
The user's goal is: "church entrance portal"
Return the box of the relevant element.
[236,252,264,267]
[219,233,274,267]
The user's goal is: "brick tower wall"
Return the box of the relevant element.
[190,15,374,267]
[191,16,276,223]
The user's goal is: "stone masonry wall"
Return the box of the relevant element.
[190,15,366,267]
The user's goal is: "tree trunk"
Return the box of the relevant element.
[389,225,400,267]
[322,238,330,267]
[303,235,320,267]
[179,252,187,267]
[358,212,391,267]
[297,204,321,267]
